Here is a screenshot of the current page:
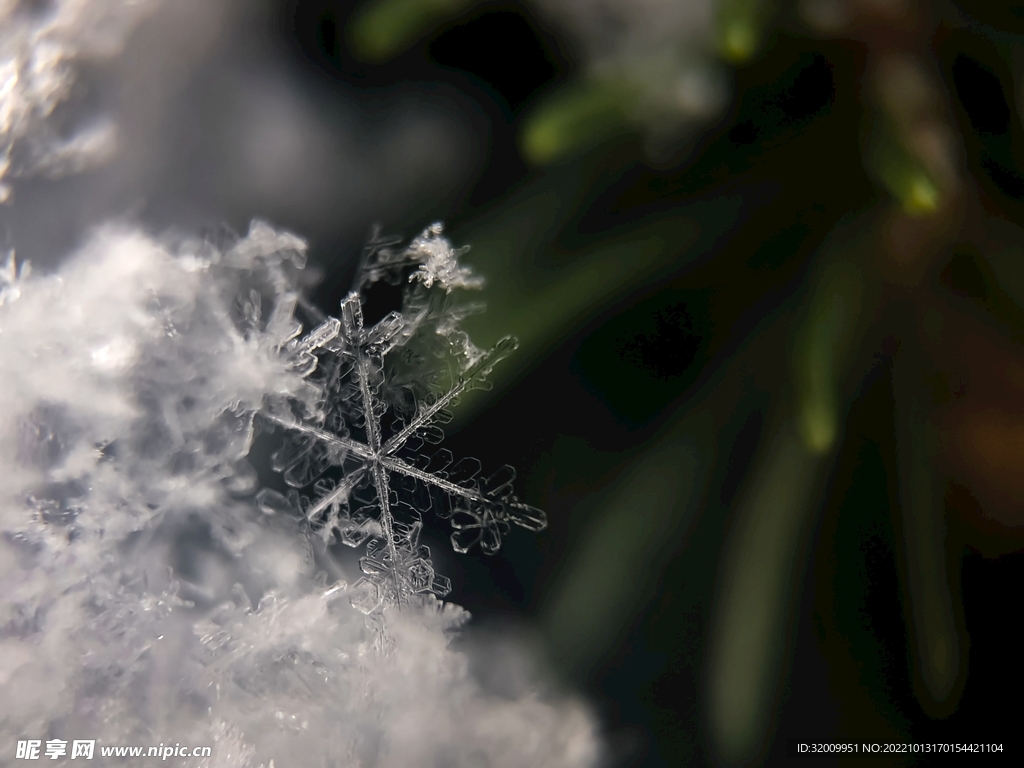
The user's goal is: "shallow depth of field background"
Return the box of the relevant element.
[5,1,1024,766]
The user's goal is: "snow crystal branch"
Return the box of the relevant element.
[260,224,547,613]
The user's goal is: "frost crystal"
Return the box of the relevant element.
[262,224,547,612]
[407,222,485,292]
[1,219,594,767]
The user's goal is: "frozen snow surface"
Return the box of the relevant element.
[0,221,599,767]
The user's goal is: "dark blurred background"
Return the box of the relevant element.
[269,2,1024,766]
[6,0,1024,765]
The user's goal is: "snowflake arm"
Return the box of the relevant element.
[380,334,517,456]
[264,225,547,613]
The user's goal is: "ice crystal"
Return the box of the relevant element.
[260,224,547,612]
[1,219,596,767]
[407,223,485,292]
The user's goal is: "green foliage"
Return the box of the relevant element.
[519,80,636,166]
[795,257,866,453]
[717,0,771,63]
[349,0,473,61]
[864,114,943,215]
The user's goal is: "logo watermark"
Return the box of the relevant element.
[15,741,212,761]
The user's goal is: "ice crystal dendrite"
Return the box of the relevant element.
[1,219,598,767]
[258,224,547,612]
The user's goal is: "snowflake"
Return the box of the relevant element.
[407,223,485,292]
[257,224,547,612]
